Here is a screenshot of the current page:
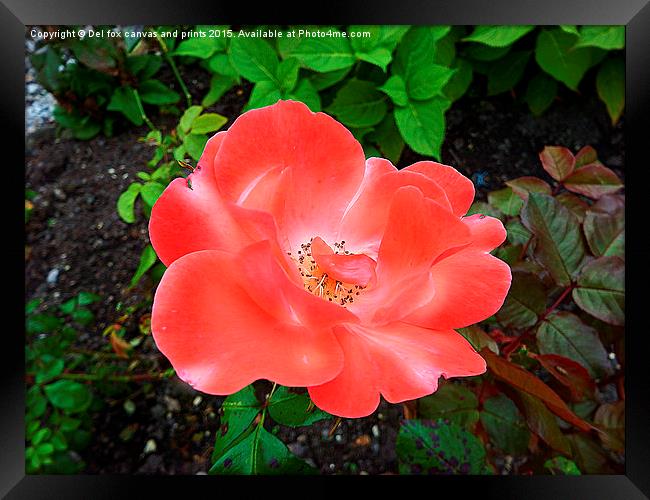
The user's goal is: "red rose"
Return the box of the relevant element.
[149,100,511,417]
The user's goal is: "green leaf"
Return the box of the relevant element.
[418,384,479,430]
[466,201,504,220]
[327,79,387,128]
[563,163,623,199]
[190,113,228,135]
[229,37,279,83]
[457,325,499,355]
[525,73,558,116]
[444,58,473,102]
[276,57,301,93]
[268,387,331,427]
[545,456,581,475]
[288,78,321,112]
[278,28,355,72]
[173,28,225,59]
[463,43,511,62]
[179,105,204,134]
[463,25,534,47]
[521,193,586,286]
[107,87,142,125]
[202,74,236,108]
[596,57,625,124]
[393,26,450,80]
[397,419,490,474]
[487,50,530,95]
[206,53,240,79]
[488,187,523,216]
[117,183,142,223]
[497,272,546,329]
[245,81,282,111]
[212,385,261,461]
[369,113,405,164]
[481,394,530,454]
[506,219,532,245]
[35,355,65,384]
[138,80,181,106]
[583,208,624,258]
[127,55,162,81]
[349,25,408,70]
[537,311,613,378]
[394,98,450,159]
[309,67,351,90]
[44,381,92,414]
[26,314,62,335]
[573,256,624,326]
[407,64,456,100]
[211,424,315,475]
[183,134,209,162]
[559,25,580,36]
[575,26,625,50]
[535,28,598,91]
[130,244,158,287]
[378,75,408,106]
[539,146,576,181]
[140,182,165,207]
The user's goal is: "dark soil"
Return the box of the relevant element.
[25,72,624,474]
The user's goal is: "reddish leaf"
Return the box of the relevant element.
[488,328,518,345]
[563,163,623,199]
[539,146,575,181]
[533,353,596,401]
[496,271,546,328]
[594,401,624,452]
[481,348,594,432]
[575,145,598,167]
[556,192,590,223]
[591,193,625,214]
[110,331,132,359]
[517,390,572,455]
[521,193,586,286]
[506,176,552,200]
[573,256,625,326]
[458,325,499,354]
[583,208,624,258]
[537,311,613,378]
[567,434,614,473]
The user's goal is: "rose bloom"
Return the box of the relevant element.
[149,100,511,418]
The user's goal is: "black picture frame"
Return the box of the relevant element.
[6,1,649,497]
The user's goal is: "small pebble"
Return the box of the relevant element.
[371,425,380,438]
[46,268,60,285]
[143,439,157,454]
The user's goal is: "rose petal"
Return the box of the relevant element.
[149,165,281,266]
[376,186,471,283]
[214,100,366,249]
[462,214,508,252]
[308,322,486,418]
[405,249,512,329]
[339,159,453,257]
[403,161,475,216]
[152,248,346,394]
[310,237,377,287]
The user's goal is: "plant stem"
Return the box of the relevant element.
[155,33,192,108]
[133,89,156,131]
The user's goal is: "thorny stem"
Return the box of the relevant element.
[155,33,192,108]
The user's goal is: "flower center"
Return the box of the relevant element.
[288,239,366,307]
